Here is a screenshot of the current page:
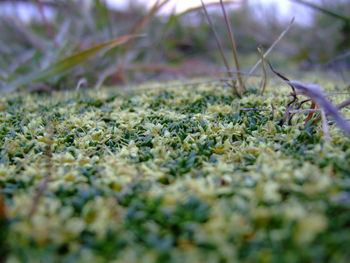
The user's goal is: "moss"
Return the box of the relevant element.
[0,80,349,262]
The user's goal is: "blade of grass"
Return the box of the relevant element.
[7,34,144,92]
[200,0,241,97]
[219,0,245,92]
[291,0,350,23]
[178,1,241,17]
[128,0,170,35]
[244,17,295,86]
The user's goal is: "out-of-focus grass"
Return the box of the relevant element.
[0,0,349,92]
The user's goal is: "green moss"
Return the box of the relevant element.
[0,80,349,262]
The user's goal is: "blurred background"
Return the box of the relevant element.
[0,0,349,92]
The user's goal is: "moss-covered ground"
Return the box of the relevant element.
[0,80,349,263]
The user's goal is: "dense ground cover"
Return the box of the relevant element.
[0,80,350,262]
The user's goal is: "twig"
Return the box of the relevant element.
[289,81,350,136]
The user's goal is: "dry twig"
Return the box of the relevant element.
[269,62,350,138]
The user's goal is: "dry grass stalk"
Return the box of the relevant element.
[304,101,316,126]
[200,0,241,97]
[288,81,350,136]
[219,0,245,92]
[290,108,330,141]
[257,46,268,94]
[269,62,350,138]
[244,17,295,86]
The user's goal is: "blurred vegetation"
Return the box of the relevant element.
[0,0,349,92]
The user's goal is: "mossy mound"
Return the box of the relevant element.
[0,81,350,263]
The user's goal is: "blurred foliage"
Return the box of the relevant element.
[0,0,349,92]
